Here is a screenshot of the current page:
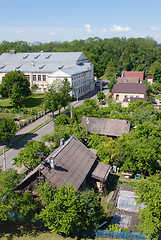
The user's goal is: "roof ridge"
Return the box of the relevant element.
[50,135,75,160]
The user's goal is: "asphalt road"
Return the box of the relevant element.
[0,120,54,172]
[0,85,109,172]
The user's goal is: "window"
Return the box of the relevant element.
[25,75,30,81]
[43,75,46,81]
[33,75,36,81]
[38,75,41,81]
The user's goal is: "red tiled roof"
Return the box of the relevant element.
[145,74,153,79]
[112,83,147,95]
[123,71,145,81]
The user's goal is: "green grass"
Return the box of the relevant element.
[0,221,118,240]
[0,93,45,110]
[0,98,12,108]
[23,93,45,109]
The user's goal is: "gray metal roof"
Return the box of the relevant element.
[0,52,89,74]
[0,52,88,64]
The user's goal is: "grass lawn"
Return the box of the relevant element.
[0,93,45,110]
[23,93,45,109]
[0,222,121,240]
[0,98,12,108]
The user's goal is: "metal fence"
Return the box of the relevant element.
[80,229,160,240]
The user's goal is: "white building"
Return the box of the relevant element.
[0,51,95,98]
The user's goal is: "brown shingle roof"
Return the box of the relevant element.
[15,136,97,191]
[81,116,130,137]
[89,161,111,182]
[112,83,147,95]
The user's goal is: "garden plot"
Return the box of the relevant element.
[111,213,132,228]
[117,190,144,212]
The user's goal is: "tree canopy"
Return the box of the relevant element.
[0,117,17,144]
[0,70,31,108]
[135,172,161,239]
[0,168,38,223]
[13,140,50,169]
[36,183,104,235]
[0,37,160,78]
[44,78,71,116]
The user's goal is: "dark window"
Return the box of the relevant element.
[43,75,46,81]
[33,75,36,81]
[38,75,41,81]
[25,75,30,81]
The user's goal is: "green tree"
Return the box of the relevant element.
[97,91,105,102]
[31,83,38,92]
[0,168,20,221]
[0,168,38,223]
[153,66,161,83]
[54,114,70,127]
[37,184,104,235]
[44,85,63,116]
[37,184,85,235]
[0,70,31,108]
[13,140,50,169]
[135,172,161,239]
[0,117,17,145]
[108,78,117,92]
[117,122,161,175]
[43,123,87,147]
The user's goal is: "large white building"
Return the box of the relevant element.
[0,51,95,98]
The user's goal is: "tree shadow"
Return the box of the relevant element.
[0,221,51,240]
[11,132,38,150]
[24,96,44,108]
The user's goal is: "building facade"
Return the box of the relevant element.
[0,51,95,98]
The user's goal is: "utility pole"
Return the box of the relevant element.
[43,103,45,125]
[70,104,72,119]
[77,89,79,101]
[3,147,6,171]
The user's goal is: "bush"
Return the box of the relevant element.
[54,114,70,126]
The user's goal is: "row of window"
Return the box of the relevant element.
[25,74,47,82]
[77,85,90,94]
[124,95,140,98]
[72,73,85,81]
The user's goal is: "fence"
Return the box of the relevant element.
[80,229,161,240]
[9,214,161,240]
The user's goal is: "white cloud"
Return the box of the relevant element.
[102,28,107,33]
[150,25,160,31]
[84,24,92,33]
[50,32,56,36]
[111,24,131,32]
[17,30,24,34]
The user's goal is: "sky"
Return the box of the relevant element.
[1,0,161,43]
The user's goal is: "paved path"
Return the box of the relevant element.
[0,86,109,172]
[0,120,54,172]
[0,112,52,152]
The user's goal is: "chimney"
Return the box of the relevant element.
[60,138,65,146]
[50,157,55,169]
[10,50,16,54]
